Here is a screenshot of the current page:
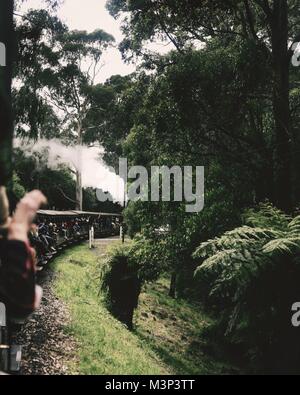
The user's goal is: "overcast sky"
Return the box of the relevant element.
[20,0,137,82]
[18,0,171,203]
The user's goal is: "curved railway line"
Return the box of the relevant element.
[0,210,122,374]
[34,210,122,268]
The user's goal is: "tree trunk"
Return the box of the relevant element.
[76,169,83,211]
[271,0,292,212]
[169,272,177,298]
[255,155,274,203]
[0,0,14,187]
[76,124,83,211]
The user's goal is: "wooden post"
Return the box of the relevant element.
[89,226,94,249]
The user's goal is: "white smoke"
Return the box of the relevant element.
[14,138,99,172]
[14,138,124,202]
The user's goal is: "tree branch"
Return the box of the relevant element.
[56,185,77,204]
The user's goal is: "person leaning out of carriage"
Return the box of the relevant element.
[0,187,46,321]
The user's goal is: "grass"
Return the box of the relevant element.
[51,242,237,375]
[135,277,236,375]
[51,244,170,375]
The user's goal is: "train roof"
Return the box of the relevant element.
[37,210,76,217]
[72,211,122,217]
[37,210,122,218]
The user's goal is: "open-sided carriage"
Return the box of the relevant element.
[35,210,122,260]
[37,210,122,238]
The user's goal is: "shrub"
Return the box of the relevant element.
[101,245,141,330]
[130,233,174,282]
[100,237,167,330]
[193,203,300,373]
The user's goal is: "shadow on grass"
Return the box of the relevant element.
[135,282,239,375]
[136,332,198,374]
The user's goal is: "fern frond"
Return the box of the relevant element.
[225,226,283,241]
[288,216,300,236]
[263,237,300,255]
[193,226,282,259]
[244,203,291,231]
[196,249,240,272]
[203,249,267,300]
[192,202,300,365]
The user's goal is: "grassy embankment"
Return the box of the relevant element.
[52,243,235,375]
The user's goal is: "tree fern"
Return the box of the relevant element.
[263,237,300,255]
[288,216,300,236]
[244,202,291,231]
[193,226,283,260]
[193,204,300,372]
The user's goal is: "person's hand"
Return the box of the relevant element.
[8,190,47,242]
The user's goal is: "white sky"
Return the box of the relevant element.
[18,0,172,203]
[20,0,137,82]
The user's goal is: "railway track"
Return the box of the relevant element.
[0,209,123,375]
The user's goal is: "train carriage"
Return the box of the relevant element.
[34,210,122,265]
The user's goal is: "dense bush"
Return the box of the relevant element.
[123,183,245,300]
[101,245,141,330]
[100,237,168,329]
[193,203,300,373]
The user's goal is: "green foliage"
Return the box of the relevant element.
[6,172,26,210]
[14,9,66,139]
[100,235,174,327]
[13,147,77,210]
[83,187,121,213]
[123,201,143,237]
[53,243,230,375]
[193,203,300,373]
[136,277,236,374]
[99,44,271,300]
[53,244,168,374]
[11,147,122,212]
[243,203,291,231]
[101,237,168,295]
[14,7,115,149]
[123,181,244,300]
[130,234,171,282]
[101,244,141,329]
[105,0,300,212]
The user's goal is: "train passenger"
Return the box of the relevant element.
[48,222,58,243]
[61,222,69,240]
[38,220,56,253]
[28,223,52,265]
[0,189,46,320]
[73,221,81,236]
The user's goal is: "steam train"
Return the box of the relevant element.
[37,209,122,239]
[34,210,122,266]
[0,210,122,374]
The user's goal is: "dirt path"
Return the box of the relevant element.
[12,265,78,375]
